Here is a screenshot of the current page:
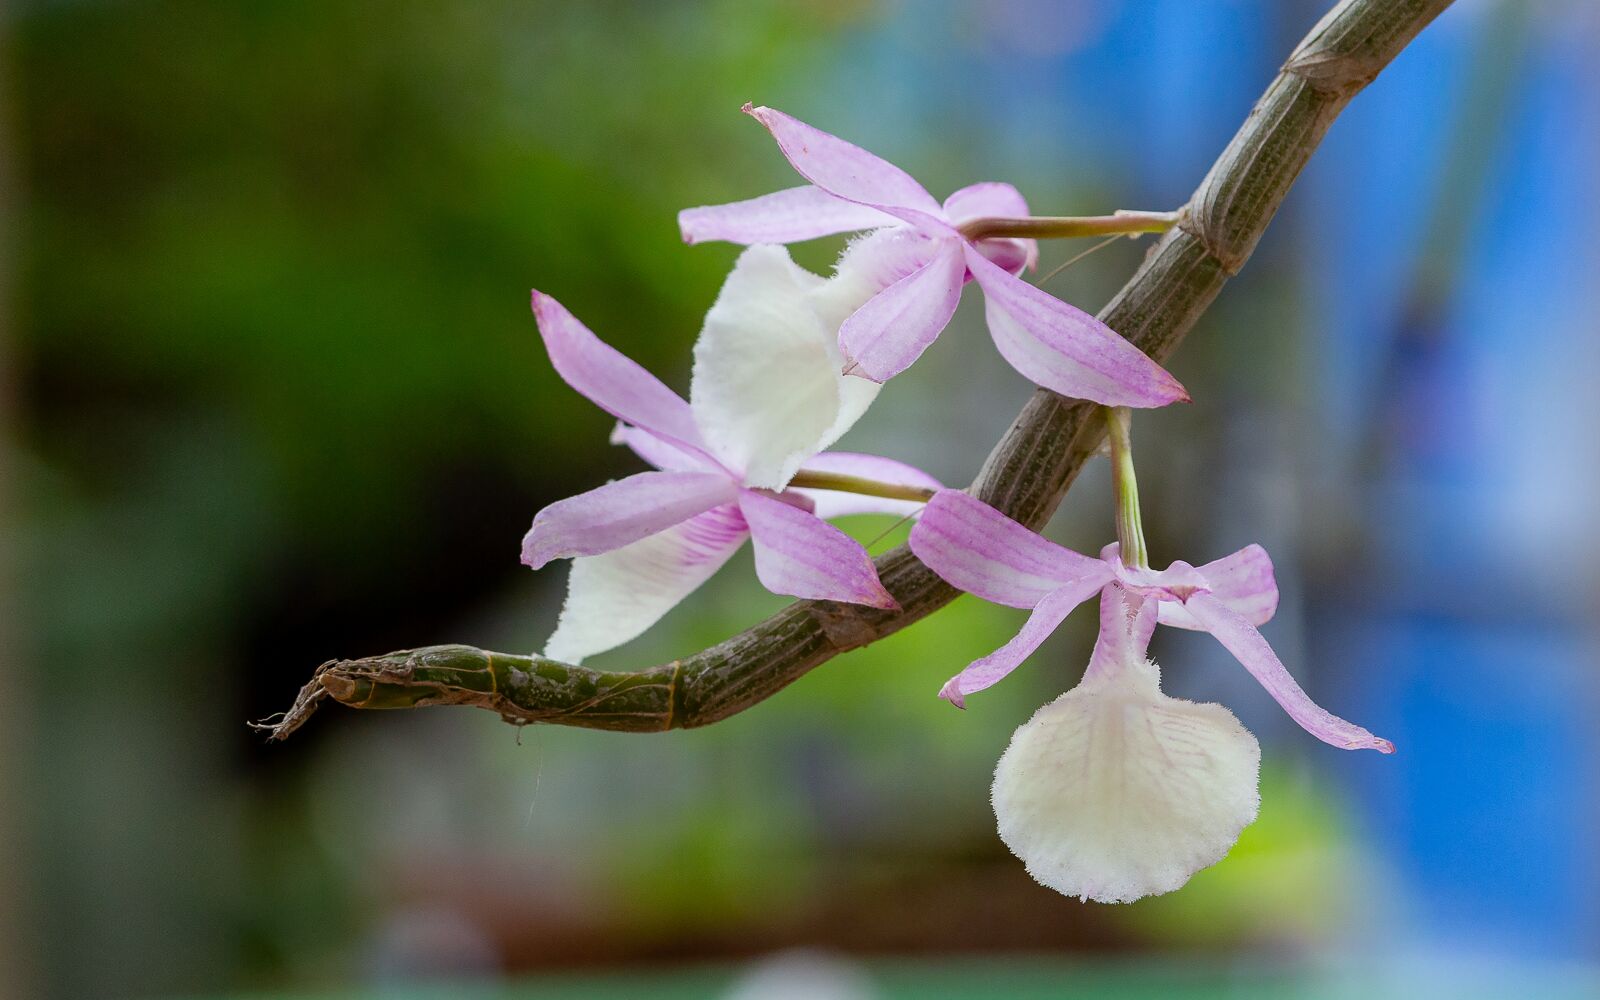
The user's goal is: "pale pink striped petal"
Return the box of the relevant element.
[791,451,942,520]
[544,504,749,663]
[532,291,707,452]
[1160,544,1279,630]
[738,489,896,609]
[521,471,737,569]
[910,490,1113,609]
[743,104,952,233]
[679,185,899,245]
[942,181,1030,222]
[609,423,717,473]
[939,576,1106,708]
[838,238,967,383]
[1105,546,1211,603]
[964,247,1190,408]
[1184,593,1395,754]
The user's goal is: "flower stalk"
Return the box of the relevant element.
[1103,406,1149,570]
[956,210,1179,244]
[787,468,938,503]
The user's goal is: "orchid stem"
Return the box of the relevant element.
[786,469,936,503]
[1103,406,1149,570]
[957,210,1179,243]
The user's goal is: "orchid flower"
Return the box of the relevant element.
[991,583,1262,903]
[523,292,941,663]
[907,489,1394,754]
[679,105,1188,409]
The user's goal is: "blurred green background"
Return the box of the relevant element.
[5,1,1599,998]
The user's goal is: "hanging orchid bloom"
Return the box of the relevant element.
[679,104,1188,409]
[524,292,941,663]
[907,489,1394,754]
[910,488,1391,902]
[993,583,1262,903]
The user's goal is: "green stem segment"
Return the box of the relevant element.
[957,210,1179,243]
[785,469,936,504]
[1103,407,1149,570]
[259,0,1455,741]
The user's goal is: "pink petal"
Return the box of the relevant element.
[838,239,967,382]
[939,575,1106,708]
[964,247,1190,408]
[743,104,952,233]
[738,489,897,609]
[791,450,943,520]
[532,291,709,455]
[544,504,750,664]
[1083,584,1160,682]
[1160,544,1279,631]
[679,185,899,245]
[1105,546,1212,603]
[610,423,715,472]
[942,181,1030,222]
[909,490,1113,609]
[1184,593,1395,754]
[521,470,737,569]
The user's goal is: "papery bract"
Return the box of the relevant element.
[525,291,941,662]
[679,105,1188,409]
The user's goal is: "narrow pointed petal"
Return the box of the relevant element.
[679,185,898,245]
[993,666,1261,903]
[942,181,1030,222]
[609,423,712,473]
[838,239,967,382]
[739,489,896,608]
[909,490,1112,608]
[544,504,749,663]
[520,471,737,569]
[939,576,1105,707]
[532,291,707,452]
[964,247,1189,408]
[1159,544,1279,630]
[943,183,1039,272]
[690,244,876,490]
[791,451,942,520]
[1184,593,1395,753]
[743,104,951,232]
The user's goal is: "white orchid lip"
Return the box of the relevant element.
[993,658,1262,904]
[991,584,1261,904]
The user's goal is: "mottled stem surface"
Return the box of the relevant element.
[260,0,1454,740]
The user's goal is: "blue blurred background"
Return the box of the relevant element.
[5,1,1599,997]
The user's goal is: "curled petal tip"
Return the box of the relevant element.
[741,101,758,117]
[938,681,967,710]
[520,529,550,570]
[865,588,901,611]
[1375,738,1397,755]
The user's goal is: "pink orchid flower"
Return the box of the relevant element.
[524,292,940,663]
[992,583,1262,903]
[678,104,1188,408]
[907,489,1393,754]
